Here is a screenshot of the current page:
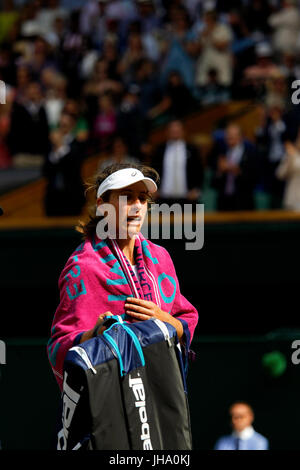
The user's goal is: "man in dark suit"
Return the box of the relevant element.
[44,112,85,216]
[152,120,203,208]
[8,81,49,167]
[210,123,258,211]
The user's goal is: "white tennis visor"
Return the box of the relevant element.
[97,168,157,198]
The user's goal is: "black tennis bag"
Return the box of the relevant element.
[57,317,192,450]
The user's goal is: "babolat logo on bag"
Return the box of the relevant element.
[57,372,81,450]
[129,372,153,450]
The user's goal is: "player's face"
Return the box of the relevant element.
[230,404,254,432]
[98,182,149,240]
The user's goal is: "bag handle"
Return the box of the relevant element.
[102,320,145,376]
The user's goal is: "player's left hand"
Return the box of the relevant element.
[125,297,169,321]
[124,297,183,339]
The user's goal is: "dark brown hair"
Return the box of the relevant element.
[77,162,160,240]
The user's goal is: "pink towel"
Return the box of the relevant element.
[47,232,199,389]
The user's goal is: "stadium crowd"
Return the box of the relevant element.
[1,0,300,212]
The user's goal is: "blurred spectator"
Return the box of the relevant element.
[117,31,147,85]
[79,0,109,48]
[8,81,49,168]
[242,42,280,101]
[276,136,300,210]
[255,103,287,208]
[135,0,161,35]
[210,123,258,211]
[214,402,269,450]
[0,0,20,45]
[243,0,272,38]
[93,92,117,152]
[42,69,67,129]
[20,0,43,38]
[60,9,85,95]
[101,37,121,81]
[152,119,203,206]
[131,58,161,119]
[160,5,197,92]
[0,113,12,169]
[98,134,139,170]
[63,98,89,142]
[148,69,196,120]
[27,36,58,80]
[198,67,230,105]
[268,0,300,55]
[195,9,233,92]
[35,0,67,37]
[84,58,122,97]
[44,111,85,216]
[117,84,146,157]
[14,65,32,101]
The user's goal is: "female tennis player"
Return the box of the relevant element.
[47,162,198,390]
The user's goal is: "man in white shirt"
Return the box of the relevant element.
[214,402,269,450]
[152,120,203,207]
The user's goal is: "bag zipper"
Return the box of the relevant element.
[69,346,97,374]
[154,319,172,347]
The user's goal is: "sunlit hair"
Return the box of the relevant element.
[77,162,160,240]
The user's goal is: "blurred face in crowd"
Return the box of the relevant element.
[269,105,283,122]
[225,124,242,148]
[167,120,185,141]
[204,10,217,28]
[128,32,143,52]
[168,71,183,87]
[113,137,128,157]
[59,113,75,135]
[98,94,113,112]
[26,82,42,103]
[230,403,254,433]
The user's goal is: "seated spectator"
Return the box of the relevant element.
[43,111,85,216]
[98,135,139,171]
[198,68,230,105]
[131,58,162,119]
[210,123,258,211]
[214,401,269,450]
[148,69,196,120]
[8,81,49,168]
[195,9,233,91]
[243,0,272,38]
[79,0,109,49]
[117,84,146,158]
[117,31,147,85]
[101,37,121,81]
[152,119,203,207]
[21,36,58,83]
[93,92,117,152]
[276,137,300,210]
[83,58,123,127]
[14,65,32,102]
[135,0,161,35]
